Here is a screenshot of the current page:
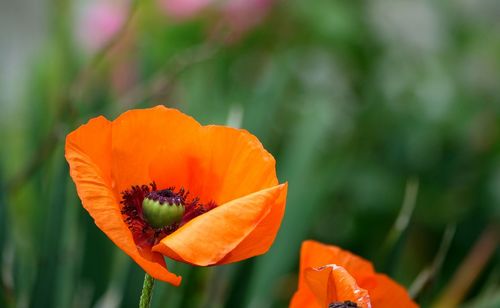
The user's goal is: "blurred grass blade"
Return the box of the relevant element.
[462,264,500,308]
[377,177,419,270]
[201,266,232,308]
[463,291,500,308]
[30,147,69,308]
[54,181,84,308]
[409,224,456,299]
[151,263,192,308]
[433,224,499,308]
[94,251,130,308]
[0,166,14,308]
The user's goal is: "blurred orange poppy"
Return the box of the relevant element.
[65,106,287,286]
[290,240,418,308]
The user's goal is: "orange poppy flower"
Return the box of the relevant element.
[290,240,418,308]
[65,105,287,286]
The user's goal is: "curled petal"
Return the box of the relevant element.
[298,241,375,290]
[152,184,286,266]
[304,265,371,308]
[217,182,287,264]
[292,241,418,308]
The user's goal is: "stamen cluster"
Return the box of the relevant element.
[146,189,183,205]
[120,182,216,247]
[329,301,359,308]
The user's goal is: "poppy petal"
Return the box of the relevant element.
[290,287,321,308]
[304,265,371,308]
[293,241,418,308]
[110,105,200,193]
[149,124,278,206]
[298,241,375,290]
[368,274,418,308]
[217,182,287,264]
[66,116,181,285]
[152,184,286,266]
[194,126,279,204]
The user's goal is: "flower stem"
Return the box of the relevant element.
[139,273,155,308]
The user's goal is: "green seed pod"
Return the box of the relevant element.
[142,198,185,229]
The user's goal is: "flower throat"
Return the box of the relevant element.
[120,182,216,247]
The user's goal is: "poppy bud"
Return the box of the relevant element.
[142,196,185,229]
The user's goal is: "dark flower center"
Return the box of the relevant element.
[329,301,359,308]
[120,182,216,247]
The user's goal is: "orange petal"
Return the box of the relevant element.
[304,265,371,308]
[66,116,181,285]
[368,274,418,308]
[295,241,418,307]
[298,241,375,290]
[217,182,287,264]
[195,126,279,204]
[110,105,200,194]
[151,125,279,205]
[290,287,321,308]
[152,184,286,266]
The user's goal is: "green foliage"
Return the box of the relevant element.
[1,0,499,307]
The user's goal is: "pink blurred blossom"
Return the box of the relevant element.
[76,0,128,52]
[222,0,273,32]
[159,0,274,34]
[75,0,138,96]
[159,0,213,20]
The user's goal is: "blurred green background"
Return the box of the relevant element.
[1,0,499,307]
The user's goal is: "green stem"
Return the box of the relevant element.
[139,273,155,308]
